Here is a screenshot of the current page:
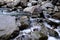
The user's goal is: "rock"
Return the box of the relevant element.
[47,18,60,25]
[24,5,42,13]
[14,31,48,40]
[31,1,38,6]
[54,6,59,12]
[31,31,48,40]
[24,5,42,18]
[0,15,19,40]
[48,28,59,37]
[39,34,48,40]
[0,0,21,7]
[19,23,29,30]
[6,0,21,7]
[52,0,58,5]
[52,12,60,19]
[27,2,32,7]
[19,16,29,30]
[47,8,54,14]
[0,1,7,7]
[41,2,53,10]
[40,23,59,37]
[20,16,29,25]
[20,0,28,6]
[40,23,49,35]
[23,6,35,13]
[41,1,47,5]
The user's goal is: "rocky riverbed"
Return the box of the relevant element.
[0,0,60,40]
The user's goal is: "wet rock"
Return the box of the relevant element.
[9,30,19,39]
[31,31,48,40]
[0,2,7,7]
[19,23,29,30]
[8,8,17,11]
[14,31,48,40]
[39,34,48,40]
[48,28,59,37]
[46,18,60,28]
[54,6,59,12]
[20,0,28,6]
[19,16,29,30]
[52,0,58,6]
[47,7,54,14]
[52,12,60,19]
[41,23,59,37]
[40,23,49,35]
[0,15,19,40]
[20,16,29,25]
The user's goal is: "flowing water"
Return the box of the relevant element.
[0,8,60,40]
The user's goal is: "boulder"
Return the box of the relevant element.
[23,6,35,13]
[24,5,42,18]
[19,16,29,30]
[0,15,19,40]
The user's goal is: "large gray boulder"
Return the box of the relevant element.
[0,15,19,40]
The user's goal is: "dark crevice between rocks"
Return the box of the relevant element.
[47,21,59,28]
[18,24,29,31]
[7,30,19,40]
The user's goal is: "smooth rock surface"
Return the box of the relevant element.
[0,15,18,40]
